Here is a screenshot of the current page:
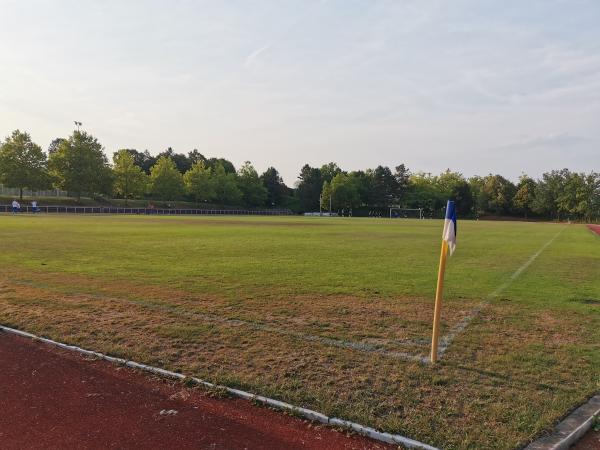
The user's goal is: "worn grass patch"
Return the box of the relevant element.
[0,215,599,449]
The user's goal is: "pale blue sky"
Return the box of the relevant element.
[1,0,598,184]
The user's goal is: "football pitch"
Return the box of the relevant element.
[0,215,598,449]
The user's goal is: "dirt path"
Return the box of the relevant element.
[0,332,391,450]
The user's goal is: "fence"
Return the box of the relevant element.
[0,205,293,216]
[0,184,69,198]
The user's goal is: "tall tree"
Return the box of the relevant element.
[405,173,445,215]
[207,157,236,174]
[47,138,66,155]
[328,173,361,210]
[437,170,473,215]
[369,165,397,207]
[320,181,332,211]
[260,167,288,207]
[394,164,411,204]
[320,162,343,183]
[188,149,207,166]
[112,149,156,174]
[513,175,536,219]
[48,131,112,200]
[296,164,323,212]
[478,174,517,215]
[352,170,374,206]
[149,156,184,200]
[0,130,49,199]
[184,160,215,205]
[532,170,565,220]
[156,147,192,173]
[213,163,242,205]
[112,149,148,204]
[237,161,267,207]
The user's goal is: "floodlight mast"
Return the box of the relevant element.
[74,121,82,132]
[319,194,322,216]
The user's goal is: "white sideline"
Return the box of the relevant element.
[0,324,439,450]
[8,278,430,363]
[436,225,567,358]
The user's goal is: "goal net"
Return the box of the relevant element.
[389,207,424,219]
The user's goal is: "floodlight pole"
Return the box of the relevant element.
[319,194,322,216]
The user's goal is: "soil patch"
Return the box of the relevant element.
[0,331,390,450]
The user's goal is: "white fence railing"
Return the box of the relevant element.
[1,205,293,216]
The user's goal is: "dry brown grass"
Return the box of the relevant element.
[1,267,598,449]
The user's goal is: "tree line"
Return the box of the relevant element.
[0,129,598,220]
[0,130,293,208]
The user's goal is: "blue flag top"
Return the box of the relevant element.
[442,200,457,255]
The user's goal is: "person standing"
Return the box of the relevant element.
[31,200,39,213]
[11,199,20,214]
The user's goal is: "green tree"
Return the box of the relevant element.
[213,163,242,205]
[348,170,373,207]
[296,164,323,212]
[513,175,536,219]
[184,160,215,205]
[0,130,49,199]
[149,156,184,200]
[207,157,236,174]
[112,149,156,174]
[437,170,473,215]
[47,137,66,155]
[478,174,517,216]
[112,149,148,204]
[532,170,565,220]
[405,173,446,216]
[237,161,267,207]
[155,147,191,173]
[260,167,288,207]
[320,180,332,211]
[393,164,411,205]
[321,173,361,211]
[320,162,343,183]
[48,131,113,200]
[369,166,397,207]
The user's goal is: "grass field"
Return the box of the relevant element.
[1,214,599,449]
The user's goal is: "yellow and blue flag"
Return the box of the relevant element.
[442,200,457,256]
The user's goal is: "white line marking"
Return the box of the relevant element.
[437,225,568,358]
[5,279,429,362]
[0,325,438,450]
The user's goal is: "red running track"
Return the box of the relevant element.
[0,332,391,450]
[588,224,600,236]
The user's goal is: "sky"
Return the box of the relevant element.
[1,0,599,185]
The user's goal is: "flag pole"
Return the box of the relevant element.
[430,240,448,363]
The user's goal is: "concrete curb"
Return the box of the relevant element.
[0,325,438,450]
[524,395,600,450]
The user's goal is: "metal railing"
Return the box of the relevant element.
[0,205,293,215]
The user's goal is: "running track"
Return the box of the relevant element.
[0,332,390,449]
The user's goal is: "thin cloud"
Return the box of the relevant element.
[494,133,589,151]
[244,45,271,67]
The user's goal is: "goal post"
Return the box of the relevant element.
[389,207,424,219]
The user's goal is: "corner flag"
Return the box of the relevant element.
[442,200,457,256]
[430,200,457,363]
